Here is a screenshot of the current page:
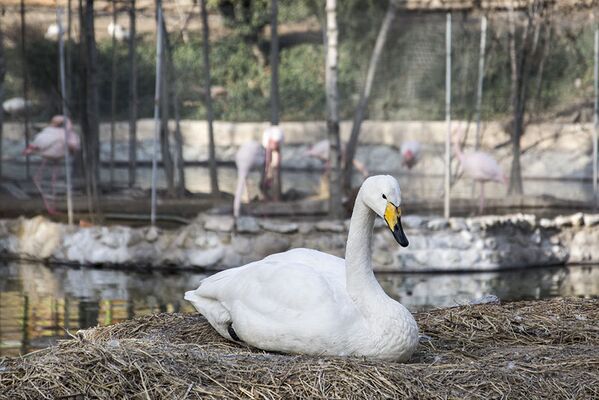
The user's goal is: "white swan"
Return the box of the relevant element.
[185,175,419,361]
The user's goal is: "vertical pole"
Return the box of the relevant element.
[270,0,279,125]
[444,13,452,219]
[128,0,137,188]
[20,0,31,178]
[58,8,74,226]
[109,1,117,188]
[593,27,598,209]
[475,15,487,150]
[151,3,163,225]
[200,0,219,196]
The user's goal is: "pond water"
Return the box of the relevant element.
[1,260,598,357]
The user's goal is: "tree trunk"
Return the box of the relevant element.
[0,20,5,179]
[157,4,174,197]
[200,0,219,196]
[81,0,101,219]
[128,0,138,187]
[508,5,536,196]
[269,0,281,201]
[342,0,397,192]
[160,16,186,197]
[325,0,343,218]
[20,0,31,178]
[109,2,117,188]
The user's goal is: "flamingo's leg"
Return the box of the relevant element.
[48,163,58,215]
[32,158,55,215]
[244,178,250,202]
[352,159,369,178]
[479,181,485,214]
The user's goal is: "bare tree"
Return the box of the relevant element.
[128,0,138,187]
[200,0,219,196]
[325,0,342,218]
[157,3,175,197]
[159,16,186,197]
[0,20,5,179]
[342,0,397,192]
[507,1,545,196]
[79,0,101,218]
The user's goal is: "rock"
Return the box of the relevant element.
[554,215,573,228]
[187,246,225,267]
[204,216,235,232]
[570,213,584,228]
[315,220,344,233]
[298,222,314,234]
[583,214,599,227]
[253,233,291,258]
[235,216,260,233]
[469,294,500,305]
[427,218,449,231]
[540,218,556,228]
[449,218,468,231]
[145,227,159,242]
[260,220,299,234]
[231,236,252,254]
[402,215,424,229]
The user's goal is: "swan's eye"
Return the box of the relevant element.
[382,194,387,200]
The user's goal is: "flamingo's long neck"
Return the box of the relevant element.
[452,128,465,163]
[345,191,388,311]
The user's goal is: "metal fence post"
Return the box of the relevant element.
[444,12,452,219]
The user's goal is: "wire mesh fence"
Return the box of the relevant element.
[0,1,598,216]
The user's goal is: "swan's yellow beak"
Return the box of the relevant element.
[384,203,409,247]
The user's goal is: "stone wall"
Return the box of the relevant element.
[1,213,597,271]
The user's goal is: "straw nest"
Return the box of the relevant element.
[1,297,598,399]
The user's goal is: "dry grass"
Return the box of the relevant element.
[1,297,598,399]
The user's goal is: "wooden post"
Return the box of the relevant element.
[594,27,598,209]
[57,7,74,225]
[20,0,31,178]
[128,0,138,188]
[109,1,117,188]
[444,13,452,219]
[151,2,164,225]
[200,0,219,196]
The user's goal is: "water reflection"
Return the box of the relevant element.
[1,260,598,356]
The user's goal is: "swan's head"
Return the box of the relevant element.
[360,175,409,247]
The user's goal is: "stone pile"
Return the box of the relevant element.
[0,212,597,271]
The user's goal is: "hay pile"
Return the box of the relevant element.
[1,297,598,399]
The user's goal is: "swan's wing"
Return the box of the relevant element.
[185,248,355,352]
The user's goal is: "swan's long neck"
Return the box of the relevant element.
[345,191,388,309]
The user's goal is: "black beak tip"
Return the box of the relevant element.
[393,224,409,247]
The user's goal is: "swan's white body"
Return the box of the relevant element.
[186,175,419,361]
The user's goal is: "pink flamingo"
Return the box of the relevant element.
[233,125,284,218]
[453,126,507,214]
[22,115,80,214]
[401,140,421,170]
[305,139,369,177]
